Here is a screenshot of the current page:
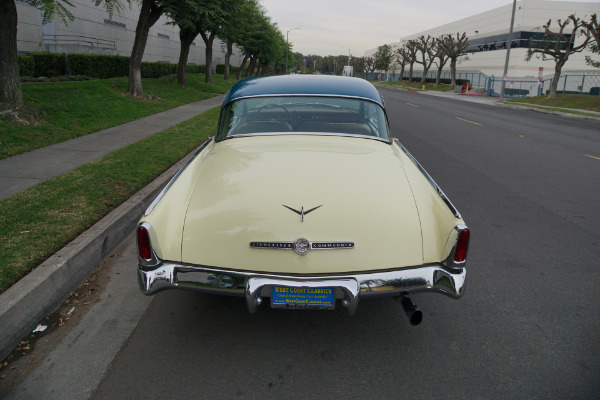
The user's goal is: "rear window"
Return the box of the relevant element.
[216,96,390,141]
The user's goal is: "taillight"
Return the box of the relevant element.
[137,226,152,260]
[454,228,470,263]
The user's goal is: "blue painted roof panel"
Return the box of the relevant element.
[223,75,385,107]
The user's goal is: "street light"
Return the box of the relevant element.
[342,47,351,66]
[286,28,300,74]
[500,0,517,102]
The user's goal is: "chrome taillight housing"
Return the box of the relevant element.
[136,223,161,268]
[137,225,152,260]
[454,227,470,263]
[443,224,470,270]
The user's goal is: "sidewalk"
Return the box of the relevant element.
[0,94,224,361]
[0,94,225,201]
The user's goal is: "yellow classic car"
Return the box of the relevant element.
[136,75,469,325]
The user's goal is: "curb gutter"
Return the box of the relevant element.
[0,149,195,361]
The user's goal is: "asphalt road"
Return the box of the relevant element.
[6,89,600,399]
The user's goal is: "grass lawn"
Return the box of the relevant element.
[376,80,455,92]
[0,74,234,160]
[0,108,219,293]
[507,94,600,114]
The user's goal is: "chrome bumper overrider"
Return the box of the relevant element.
[138,263,466,315]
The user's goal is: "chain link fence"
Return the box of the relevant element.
[366,69,600,98]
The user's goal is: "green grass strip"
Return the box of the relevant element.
[0,108,219,293]
[0,75,233,159]
[506,102,600,118]
[376,81,455,92]
[506,94,600,114]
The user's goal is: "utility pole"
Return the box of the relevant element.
[286,28,300,74]
[500,0,517,101]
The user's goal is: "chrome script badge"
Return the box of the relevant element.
[250,238,354,256]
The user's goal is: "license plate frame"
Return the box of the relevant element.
[271,286,335,310]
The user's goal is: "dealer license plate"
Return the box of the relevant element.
[271,286,335,310]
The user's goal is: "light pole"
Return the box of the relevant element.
[286,28,300,74]
[342,47,351,66]
[500,0,517,102]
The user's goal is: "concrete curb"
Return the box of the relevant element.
[0,151,194,360]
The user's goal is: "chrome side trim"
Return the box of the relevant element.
[222,94,385,108]
[138,261,467,312]
[144,137,213,216]
[394,138,462,219]
[218,132,391,144]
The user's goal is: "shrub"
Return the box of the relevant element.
[186,64,205,74]
[67,54,129,78]
[30,53,68,77]
[18,55,35,77]
[19,52,209,80]
[215,64,239,74]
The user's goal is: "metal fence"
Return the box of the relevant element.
[365,69,600,97]
[486,73,600,97]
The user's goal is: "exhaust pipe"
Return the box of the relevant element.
[395,296,423,326]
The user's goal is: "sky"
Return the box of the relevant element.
[259,0,597,57]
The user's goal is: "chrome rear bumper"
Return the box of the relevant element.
[138,262,466,314]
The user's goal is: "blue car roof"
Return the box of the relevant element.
[223,75,385,107]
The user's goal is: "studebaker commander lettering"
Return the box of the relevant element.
[136,75,470,325]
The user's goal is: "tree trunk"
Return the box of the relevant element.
[408,63,414,83]
[237,54,249,80]
[0,0,23,109]
[224,40,233,81]
[177,28,199,88]
[399,64,405,82]
[128,0,163,98]
[435,64,443,86]
[246,56,257,78]
[420,66,429,84]
[200,31,215,84]
[450,58,457,87]
[549,59,565,98]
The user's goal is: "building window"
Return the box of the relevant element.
[466,31,573,53]
[104,19,126,29]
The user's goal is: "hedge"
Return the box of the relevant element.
[17,52,209,79]
[18,55,35,77]
[216,64,239,74]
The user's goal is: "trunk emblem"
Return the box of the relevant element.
[250,239,354,256]
[282,204,323,222]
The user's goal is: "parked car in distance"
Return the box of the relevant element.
[136,75,469,325]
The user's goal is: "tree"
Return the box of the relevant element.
[353,56,366,79]
[414,35,436,85]
[526,15,591,98]
[403,40,418,83]
[365,56,375,78]
[394,47,408,82]
[432,37,450,86]
[128,0,172,98]
[169,0,243,87]
[0,0,127,122]
[219,0,259,81]
[437,32,470,86]
[582,13,599,68]
[374,44,392,80]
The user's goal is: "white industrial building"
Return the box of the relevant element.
[367,0,599,79]
[16,0,244,68]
